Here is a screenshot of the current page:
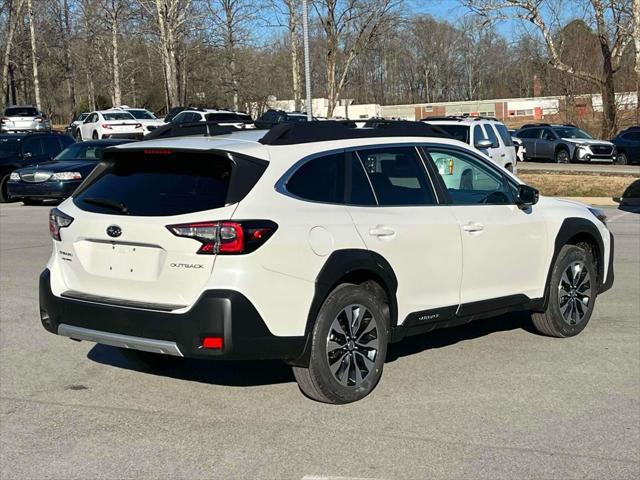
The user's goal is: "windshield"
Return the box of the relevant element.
[128,109,156,120]
[103,112,135,121]
[5,107,38,117]
[76,113,89,121]
[0,138,20,156]
[55,143,109,161]
[553,126,593,139]
[432,124,470,143]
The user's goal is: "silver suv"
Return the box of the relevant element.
[515,123,616,163]
[1,105,51,133]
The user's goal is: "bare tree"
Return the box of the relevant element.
[207,0,255,111]
[315,0,400,117]
[100,0,126,106]
[26,0,41,110]
[465,0,633,137]
[633,0,640,121]
[1,0,26,108]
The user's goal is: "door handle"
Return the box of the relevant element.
[369,226,395,237]
[462,222,484,233]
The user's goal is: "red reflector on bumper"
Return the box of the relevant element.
[202,337,223,349]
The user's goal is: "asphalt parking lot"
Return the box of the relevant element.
[0,203,638,479]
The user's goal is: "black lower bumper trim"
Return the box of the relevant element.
[39,269,305,360]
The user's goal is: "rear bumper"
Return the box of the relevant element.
[39,269,305,361]
[8,180,80,199]
[103,132,143,140]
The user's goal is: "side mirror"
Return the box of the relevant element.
[516,184,539,208]
[475,139,493,149]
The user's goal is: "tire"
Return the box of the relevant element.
[615,152,628,165]
[505,163,514,173]
[75,129,82,141]
[532,244,598,338]
[292,284,389,404]
[555,148,571,164]
[117,347,181,371]
[0,173,11,203]
[92,131,99,140]
[22,198,43,206]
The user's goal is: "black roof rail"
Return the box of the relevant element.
[520,123,550,128]
[144,121,236,140]
[421,115,465,122]
[258,120,451,145]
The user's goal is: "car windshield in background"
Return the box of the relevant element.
[74,154,232,216]
[554,127,593,139]
[103,112,135,121]
[55,143,107,161]
[206,113,241,122]
[288,115,307,122]
[434,124,470,143]
[5,107,38,117]
[128,110,156,120]
[77,113,89,121]
[0,138,20,157]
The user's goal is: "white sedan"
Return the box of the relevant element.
[77,110,144,141]
[121,108,165,136]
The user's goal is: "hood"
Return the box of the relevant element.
[561,138,614,146]
[15,160,98,175]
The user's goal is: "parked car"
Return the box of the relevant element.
[163,106,189,123]
[170,109,252,129]
[0,132,74,202]
[7,139,134,205]
[76,110,144,141]
[254,109,308,129]
[65,112,90,138]
[118,107,165,135]
[1,105,51,133]
[514,123,616,163]
[423,116,518,172]
[39,121,613,404]
[508,128,527,162]
[611,126,640,165]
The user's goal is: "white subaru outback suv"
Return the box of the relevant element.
[40,122,614,404]
[423,116,518,173]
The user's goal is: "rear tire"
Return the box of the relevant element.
[532,245,597,338]
[117,348,181,371]
[292,284,389,404]
[615,152,628,165]
[75,129,82,141]
[555,148,571,164]
[92,131,99,139]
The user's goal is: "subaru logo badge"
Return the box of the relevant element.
[106,225,122,238]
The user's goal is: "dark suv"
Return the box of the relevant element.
[611,126,640,165]
[254,109,309,129]
[0,132,75,202]
[515,123,616,163]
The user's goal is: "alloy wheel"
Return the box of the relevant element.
[326,304,379,387]
[558,261,591,325]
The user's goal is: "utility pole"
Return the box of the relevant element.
[302,0,312,120]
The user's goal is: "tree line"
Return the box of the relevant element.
[1,0,638,136]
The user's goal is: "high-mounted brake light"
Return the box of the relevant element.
[49,208,74,241]
[144,149,173,155]
[166,220,277,255]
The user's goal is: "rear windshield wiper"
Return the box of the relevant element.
[82,197,130,215]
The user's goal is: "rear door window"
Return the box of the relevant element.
[356,147,436,206]
[433,124,469,143]
[74,153,233,216]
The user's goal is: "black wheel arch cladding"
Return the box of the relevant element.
[291,249,398,367]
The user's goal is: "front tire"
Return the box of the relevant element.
[555,148,571,164]
[0,173,10,203]
[615,152,628,165]
[292,284,389,404]
[532,245,597,338]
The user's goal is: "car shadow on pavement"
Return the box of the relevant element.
[386,310,538,363]
[87,311,538,386]
[87,344,296,386]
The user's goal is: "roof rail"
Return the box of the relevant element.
[520,123,550,128]
[144,121,236,140]
[421,114,500,122]
[258,121,450,145]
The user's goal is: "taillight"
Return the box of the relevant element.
[101,123,112,129]
[49,208,74,241]
[35,116,43,123]
[0,117,8,124]
[166,220,277,255]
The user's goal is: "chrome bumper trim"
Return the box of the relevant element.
[57,324,183,357]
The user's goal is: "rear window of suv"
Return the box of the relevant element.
[74,153,233,216]
[432,124,469,143]
[5,107,38,117]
